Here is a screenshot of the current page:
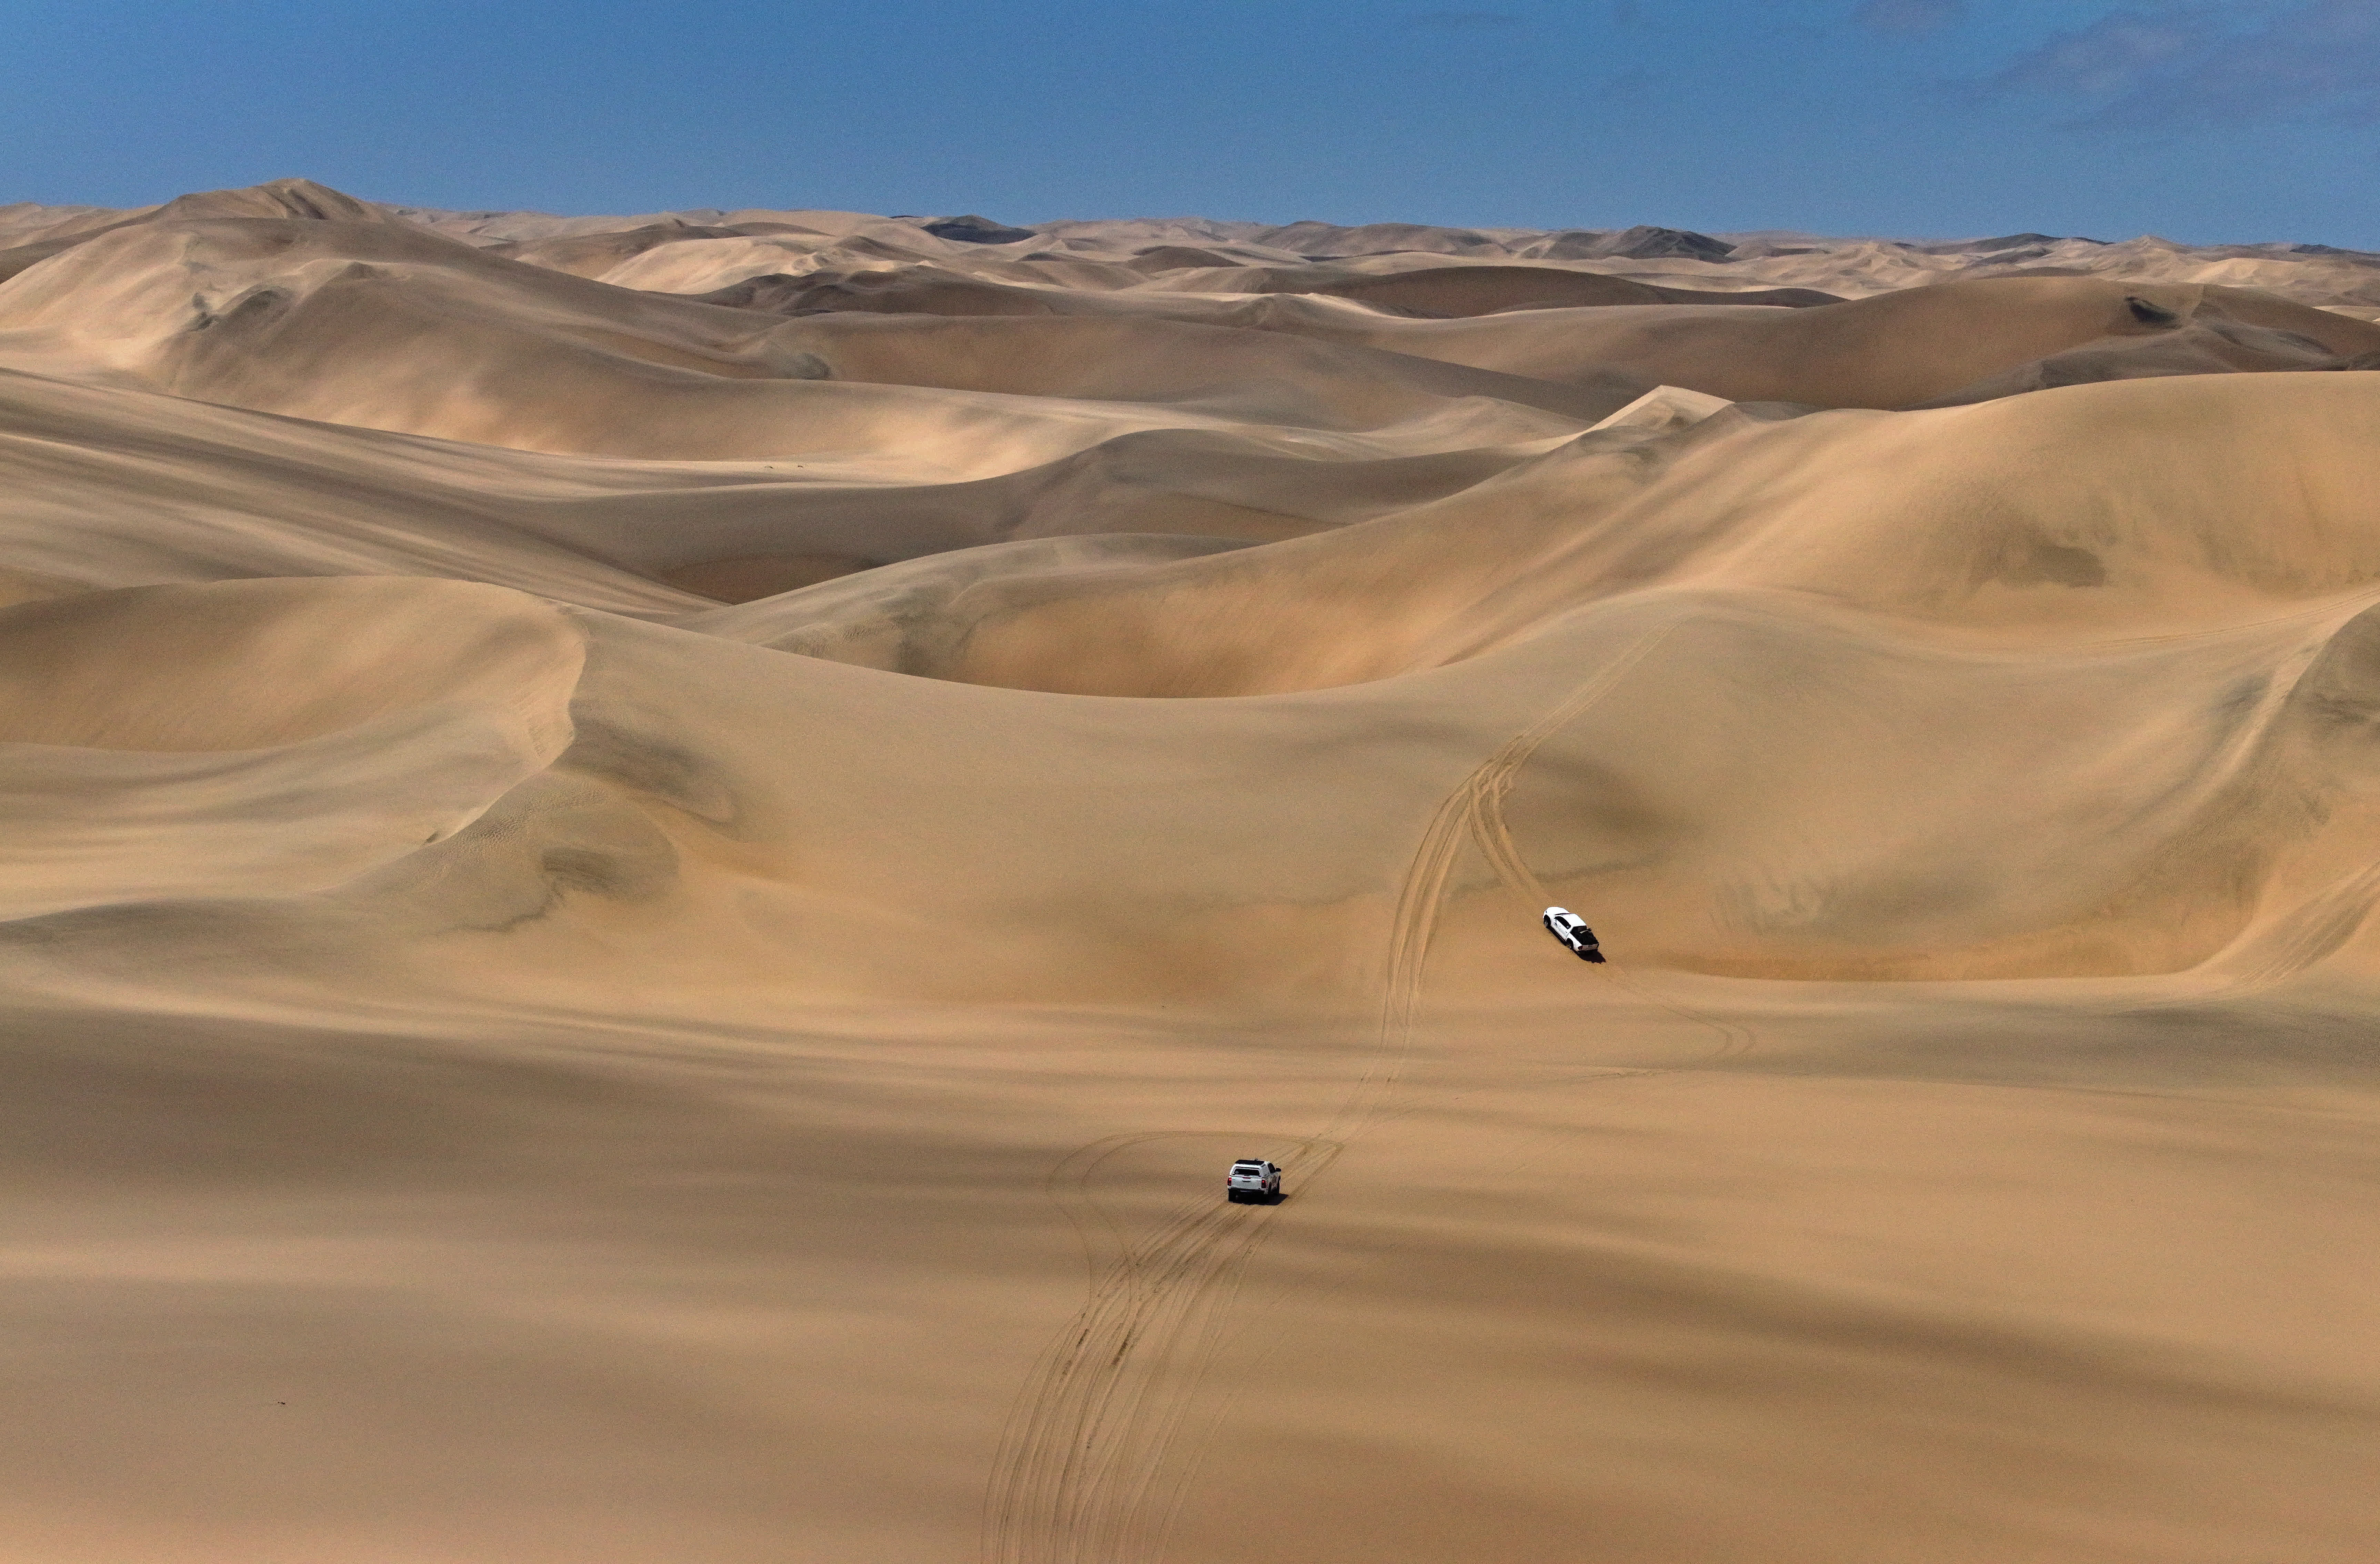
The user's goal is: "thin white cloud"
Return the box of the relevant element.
[1989,1,2380,127]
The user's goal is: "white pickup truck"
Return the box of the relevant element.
[1543,906,1605,963]
[1226,1159,1282,1204]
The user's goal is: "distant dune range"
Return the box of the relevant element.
[2,179,2378,1564]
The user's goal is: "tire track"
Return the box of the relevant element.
[981,1133,1338,1564]
[1460,630,1755,1063]
[1324,622,1691,1139]
[982,621,1684,1564]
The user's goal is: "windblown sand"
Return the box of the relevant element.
[2,179,2378,1563]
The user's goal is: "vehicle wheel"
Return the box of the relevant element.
[1227,1191,1247,1204]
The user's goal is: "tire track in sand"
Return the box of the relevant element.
[1461,631,1754,1063]
[981,1131,1339,1564]
[981,623,1680,1564]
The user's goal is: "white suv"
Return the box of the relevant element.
[1543,907,1605,962]
[1226,1159,1282,1204]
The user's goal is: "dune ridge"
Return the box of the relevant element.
[2,180,2378,1564]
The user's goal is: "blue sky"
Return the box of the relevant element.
[6,1,2378,245]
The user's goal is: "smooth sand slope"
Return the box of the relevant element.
[1,181,2378,1564]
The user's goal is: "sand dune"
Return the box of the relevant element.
[2,181,2378,1563]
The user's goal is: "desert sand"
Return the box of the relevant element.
[2,178,2378,1562]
